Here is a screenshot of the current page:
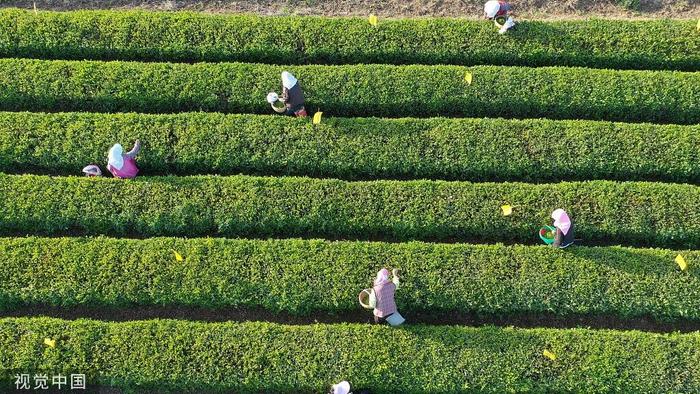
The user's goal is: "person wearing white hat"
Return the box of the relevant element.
[371,268,405,326]
[551,208,575,248]
[107,140,141,179]
[82,164,102,177]
[330,381,351,394]
[484,1,516,34]
[279,71,307,117]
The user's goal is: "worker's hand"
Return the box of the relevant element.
[392,268,400,277]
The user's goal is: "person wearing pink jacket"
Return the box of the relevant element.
[551,208,575,248]
[107,140,141,179]
[372,268,405,326]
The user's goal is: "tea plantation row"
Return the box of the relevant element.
[1,59,699,123]
[2,317,699,393]
[1,237,698,319]
[2,174,700,248]
[1,112,699,182]
[1,9,698,70]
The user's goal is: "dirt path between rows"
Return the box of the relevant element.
[4,305,699,333]
[2,0,699,19]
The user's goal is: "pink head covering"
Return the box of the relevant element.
[552,209,572,236]
[374,268,390,286]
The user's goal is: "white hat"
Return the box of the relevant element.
[484,1,501,18]
[332,381,351,394]
[282,71,298,89]
[108,143,124,170]
[82,164,102,176]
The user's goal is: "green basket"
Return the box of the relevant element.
[539,225,556,245]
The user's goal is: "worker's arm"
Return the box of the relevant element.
[125,140,141,158]
[281,87,289,103]
[552,227,563,248]
[392,268,400,289]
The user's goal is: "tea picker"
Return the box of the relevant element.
[484,1,516,34]
[330,381,371,394]
[358,268,405,326]
[107,140,142,179]
[539,208,575,248]
[330,381,351,394]
[82,165,102,177]
[267,71,308,117]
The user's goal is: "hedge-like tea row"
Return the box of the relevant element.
[1,9,698,71]
[2,174,700,248]
[2,111,700,183]
[2,317,699,393]
[1,59,699,123]
[1,237,699,319]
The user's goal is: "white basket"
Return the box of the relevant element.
[358,288,376,309]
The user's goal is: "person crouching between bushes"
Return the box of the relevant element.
[329,381,371,394]
[372,268,405,326]
[484,0,516,34]
[280,71,307,117]
[551,208,575,248]
[82,164,102,177]
[107,140,142,179]
[330,381,351,394]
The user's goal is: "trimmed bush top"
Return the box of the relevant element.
[0,9,698,71]
[0,59,699,123]
[1,236,699,319]
[1,112,699,183]
[2,317,700,393]
[1,174,700,248]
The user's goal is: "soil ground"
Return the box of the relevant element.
[5,305,699,333]
[1,0,698,18]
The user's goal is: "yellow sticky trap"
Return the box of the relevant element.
[44,338,56,348]
[173,250,184,262]
[675,254,688,271]
[543,349,556,361]
[501,205,513,216]
[464,72,473,85]
[697,19,700,31]
[313,111,323,125]
[368,14,378,27]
